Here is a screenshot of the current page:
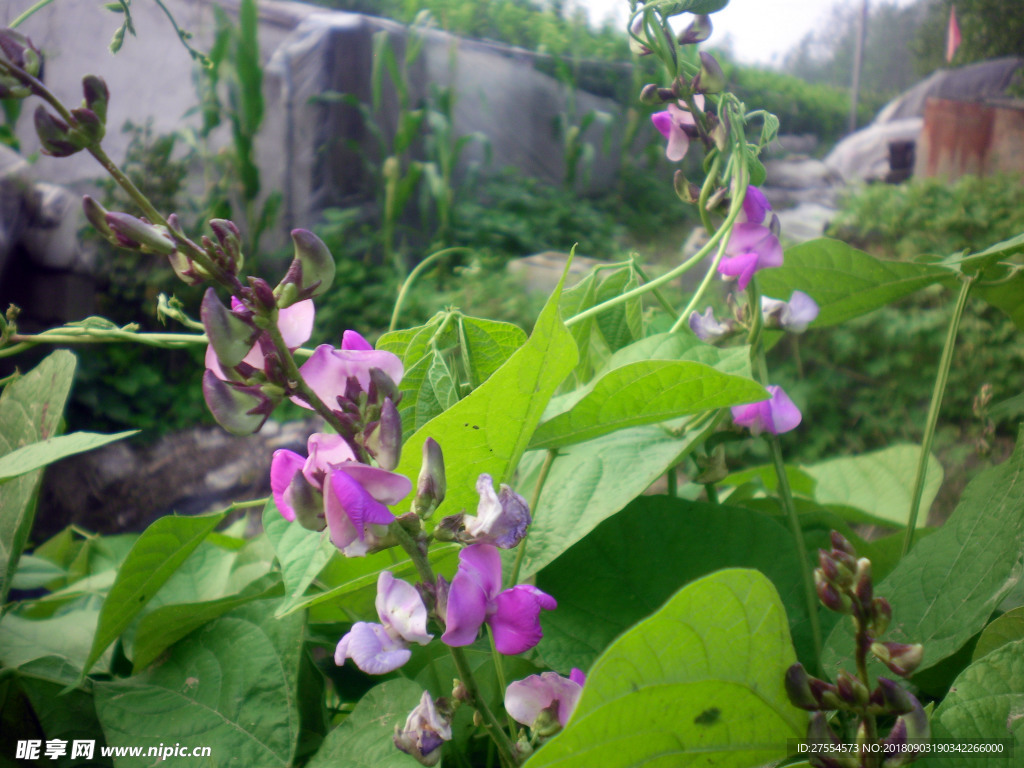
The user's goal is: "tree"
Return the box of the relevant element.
[912,0,1024,73]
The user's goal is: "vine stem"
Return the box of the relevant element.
[901,274,973,556]
[389,246,472,332]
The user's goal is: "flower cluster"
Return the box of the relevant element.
[787,532,929,768]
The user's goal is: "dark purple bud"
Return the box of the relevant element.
[81,75,109,124]
[209,219,243,274]
[69,107,103,145]
[34,106,80,157]
[880,693,929,767]
[367,397,402,470]
[0,28,41,77]
[369,367,401,405]
[274,229,336,308]
[639,83,660,105]
[694,51,726,94]
[247,277,277,313]
[413,438,446,519]
[673,170,700,205]
[105,212,176,255]
[784,664,819,710]
[836,671,869,707]
[816,570,851,613]
[678,14,712,45]
[876,678,914,715]
[854,558,873,606]
[201,288,258,368]
[202,370,274,435]
[831,530,856,556]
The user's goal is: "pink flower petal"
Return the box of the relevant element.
[441,569,490,647]
[333,464,412,506]
[489,585,556,655]
[505,671,584,728]
[270,449,305,521]
[325,469,396,550]
[279,299,315,349]
[342,329,374,350]
[376,572,432,645]
[335,621,410,674]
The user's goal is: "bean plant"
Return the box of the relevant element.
[1,2,1022,767]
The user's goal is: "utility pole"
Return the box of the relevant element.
[848,0,869,134]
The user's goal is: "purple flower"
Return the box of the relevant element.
[651,96,704,162]
[731,384,802,436]
[335,572,432,674]
[393,690,452,766]
[740,186,771,225]
[441,544,556,655]
[761,290,819,333]
[718,221,783,291]
[505,669,585,734]
[461,474,531,548]
[293,331,403,411]
[205,298,315,379]
[270,432,411,555]
[688,306,735,343]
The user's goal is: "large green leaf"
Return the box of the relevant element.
[516,416,704,579]
[16,657,106,759]
[81,512,226,677]
[757,238,954,326]
[921,639,1024,768]
[526,569,805,768]
[603,331,752,377]
[972,606,1024,663]
[391,279,577,518]
[823,428,1024,677]
[0,608,106,673]
[95,601,304,768]
[305,679,423,768]
[0,351,76,606]
[537,497,810,673]
[458,315,527,387]
[529,360,766,450]
[974,261,1024,329]
[594,264,642,352]
[264,500,336,616]
[0,429,138,483]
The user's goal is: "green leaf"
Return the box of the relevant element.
[0,609,105,672]
[0,351,76,606]
[603,332,752,378]
[594,265,642,351]
[537,498,810,673]
[529,360,765,450]
[559,270,600,382]
[458,315,527,387]
[923,639,1024,768]
[391,278,577,517]
[131,572,283,672]
[95,601,304,768]
[972,606,1024,663]
[81,512,226,677]
[757,238,954,326]
[515,417,704,579]
[824,428,1024,676]
[526,569,805,768]
[305,678,423,768]
[17,658,106,761]
[263,500,336,616]
[974,261,1024,329]
[0,429,138,483]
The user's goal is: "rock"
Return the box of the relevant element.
[776,202,837,244]
[33,419,318,541]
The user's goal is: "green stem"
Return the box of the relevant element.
[1,329,206,358]
[449,646,519,768]
[631,262,679,321]
[487,625,519,735]
[508,448,557,589]
[901,274,973,556]
[389,247,471,331]
[9,0,56,27]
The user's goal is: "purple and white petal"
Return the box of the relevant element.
[335,622,410,674]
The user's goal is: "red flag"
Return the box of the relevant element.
[946,5,962,63]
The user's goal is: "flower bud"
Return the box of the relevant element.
[678,14,713,45]
[275,229,336,308]
[209,218,243,275]
[285,472,325,532]
[784,663,819,710]
[393,691,452,767]
[369,366,402,406]
[34,106,80,157]
[831,530,857,556]
[816,570,852,613]
[876,677,915,716]
[854,557,873,606]
[69,106,104,145]
[0,29,42,97]
[81,75,109,124]
[413,438,446,518]
[871,642,924,677]
[247,277,277,313]
[639,83,661,105]
[105,212,176,254]
[694,52,726,94]
[881,694,929,768]
[673,170,700,204]
[201,288,258,368]
[366,397,402,471]
[82,196,114,240]
[870,597,893,636]
[836,670,870,708]
[202,370,274,435]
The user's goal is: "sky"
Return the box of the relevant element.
[583,0,919,66]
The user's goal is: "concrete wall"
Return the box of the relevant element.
[1,0,627,242]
